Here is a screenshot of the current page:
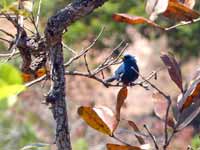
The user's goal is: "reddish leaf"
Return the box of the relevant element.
[35,67,46,78]
[152,93,175,127]
[160,53,183,92]
[78,106,118,136]
[145,0,169,21]
[116,87,128,121]
[176,95,200,130]
[22,72,34,82]
[128,120,145,145]
[106,143,151,150]
[177,78,200,112]
[112,13,163,29]
[163,0,200,21]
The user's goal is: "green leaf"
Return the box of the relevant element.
[0,63,25,103]
[73,138,88,150]
[20,143,50,150]
[0,63,23,85]
[0,84,25,100]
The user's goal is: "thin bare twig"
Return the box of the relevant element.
[62,42,77,55]
[0,37,11,43]
[144,124,159,150]
[64,26,105,67]
[84,54,91,75]
[165,17,200,31]
[25,75,47,87]
[36,0,42,30]
[0,29,14,38]
[112,135,131,146]
[0,51,20,57]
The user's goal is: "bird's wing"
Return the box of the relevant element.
[115,64,125,79]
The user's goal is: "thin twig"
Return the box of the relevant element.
[0,29,14,37]
[0,51,20,57]
[144,124,159,150]
[112,135,131,146]
[84,54,91,75]
[36,0,42,30]
[163,98,171,150]
[165,17,200,31]
[30,14,40,36]
[64,26,105,67]
[0,37,11,43]
[164,129,177,148]
[25,75,47,87]
[62,42,77,55]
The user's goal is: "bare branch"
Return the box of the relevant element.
[0,29,14,38]
[62,42,77,55]
[165,17,200,31]
[36,0,42,30]
[144,124,159,150]
[84,54,91,75]
[0,37,11,43]
[64,26,105,67]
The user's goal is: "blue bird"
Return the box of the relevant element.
[105,54,139,85]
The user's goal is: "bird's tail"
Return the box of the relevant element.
[104,76,116,83]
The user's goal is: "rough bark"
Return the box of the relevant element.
[44,0,108,150]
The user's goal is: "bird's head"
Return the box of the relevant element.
[122,54,137,64]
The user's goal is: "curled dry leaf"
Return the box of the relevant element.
[106,143,151,150]
[112,13,163,29]
[152,93,175,127]
[176,95,200,130]
[163,0,200,21]
[128,120,145,145]
[160,53,183,92]
[145,0,169,21]
[191,68,200,81]
[177,78,200,112]
[116,87,128,121]
[78,106,118,136]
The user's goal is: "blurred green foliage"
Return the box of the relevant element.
[73,138,88,150]
[0,64,46,150]
[1,0,200,59]
[0,63,25,107]
[191,135,200,149]
[0,113,37,150]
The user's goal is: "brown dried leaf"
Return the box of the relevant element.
[176,95,200,130]
[160,53,183,92]
[106,143,151,150]
[112,13,163,29]
[145,0,169,21]
[163,0,200,21]
[116,87,128,121]
[128,120,145,145]
[177,78,200,112]
[152,93,175,127]
[78,106,118,136]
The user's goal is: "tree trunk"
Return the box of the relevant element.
[44,0,108,149]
